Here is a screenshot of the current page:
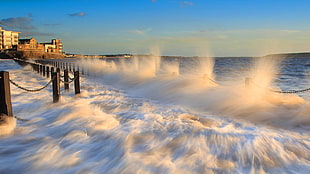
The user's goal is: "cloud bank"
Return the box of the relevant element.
[0,17,34,29]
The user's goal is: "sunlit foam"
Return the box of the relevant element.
[158,61,180,78]
[245,57,281,102]
[0,116,16,136]
[76,53,308,128]
[1,59,309,173]
[80,58,117,75]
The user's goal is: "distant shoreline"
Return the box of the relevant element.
[263,52,310,58]
[2,51,310,60]
[67,52,310,59]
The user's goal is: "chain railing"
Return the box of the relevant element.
[247,78,310,94]
[69,75,76,81]
[59,76,78,84]
[9,77,54,92]
[271,87,310,94]
[1,58,82,118]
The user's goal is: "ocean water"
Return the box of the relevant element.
[0,57,310,174]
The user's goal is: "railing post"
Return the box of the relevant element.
[36,64,40,73]
[31,63,35,71]
[0,71,13,116]
[43,65,46,77]
[74,71,80,95]
[64,69,69,90]
[51,67,55,75]
[46,66,50,78]
[52,72,60,103]
[39,65,43,75]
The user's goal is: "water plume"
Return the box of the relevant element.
[150,46,161,75]
[79,58,117,75]
[76,55,309,128]
[158,61,180,78]
[196,57,215,81]
[175,54,217,93]
[245,56,281,101]
[195,47,216,82]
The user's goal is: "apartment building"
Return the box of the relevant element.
[42,39,63,54]
[18,38,45,52]
[0,27,20,50]
[18,37,63,54]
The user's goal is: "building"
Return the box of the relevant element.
[42,39,63,54]
[17,38,63,54]
[0,27,20,50]
[17,38,44,52]
[17,37,64,59]
[0,26,64,58]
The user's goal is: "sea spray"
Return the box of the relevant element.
[246,56,281,102]
[76,56,310,129]
[0,116,16,136]
[196,57,215,82]
[77,56,309,126]
[1,59,309,173]
[80,58,117,75]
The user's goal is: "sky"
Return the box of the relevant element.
[1,0,310,57]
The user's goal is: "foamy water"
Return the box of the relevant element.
[0,58,309,173]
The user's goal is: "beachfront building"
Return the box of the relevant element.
[17,38,45,52]
[18,38,63,54]
[0,27,20,50]
[42,39,63,54]
[17,37,64,59]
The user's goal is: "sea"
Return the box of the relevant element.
[0,56,309,174]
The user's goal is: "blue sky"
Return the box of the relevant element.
[1,0,310,57]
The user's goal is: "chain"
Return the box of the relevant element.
[14,115,29,121]
[207,77,217,84]
[250,80,310,94]
[69,75,75,81]
[59,76,77,84]
[271,88,310,94]
[9,77,54,92]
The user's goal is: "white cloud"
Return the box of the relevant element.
[180,1,194,7]
[128,28,152,35]
[68,12,86,17]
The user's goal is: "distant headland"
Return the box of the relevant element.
[263,52,310,58]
